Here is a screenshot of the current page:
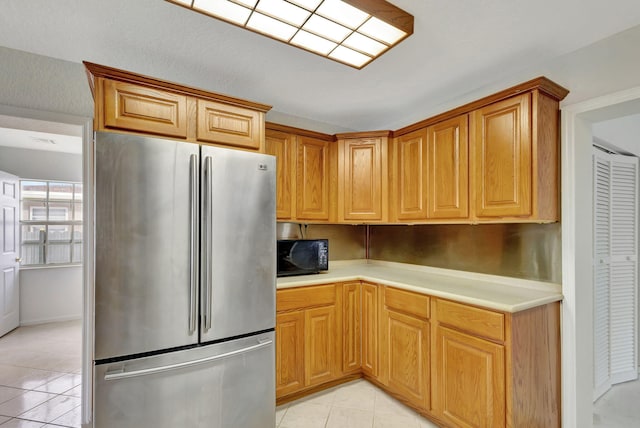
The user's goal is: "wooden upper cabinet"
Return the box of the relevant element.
[296,136,331,221]
[84,62,270,151]
[196,100,263,150]
[102,79,188,138]
[265,129,295,220]
[338,134,389,222]
[427,115,469,220]
[471,93,532,218]
[392,129,428,221]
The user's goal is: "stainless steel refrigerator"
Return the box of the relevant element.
[91,131,275,427]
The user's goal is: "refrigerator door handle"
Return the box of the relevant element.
[189,154,198,334]
[202,156,213,332]
[103,339,273,381]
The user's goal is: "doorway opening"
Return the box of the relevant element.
[562,87,640,428]
[0,106,90,427]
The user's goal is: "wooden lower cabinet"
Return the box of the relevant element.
[385,309,430,410]
[433,325,505,428]
[275,311,305,397]
[275,282,561,428]
[379,287,431,411]
[305,305,338,386]
[342,282,361,373]
[275,284,341,401]
[361,282,378,377]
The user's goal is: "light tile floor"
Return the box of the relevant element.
[276,380,439,428]
[0,320,82,428]
[4,321,639,428]
[593,377,640,427]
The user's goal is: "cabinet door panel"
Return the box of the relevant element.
[472,94,531,217]
[305,306,337,386]
[362,283,378,376]
[297,137,330,220]
[427,115,469,219]
[265,130,294,219]
[386,310,430,410]
[340,138,386,221]
[103,80,188,138]
[394,130,428,220]
[196,99,262,149]
[434,326,505,428]
[342,282,361,373]
[275,311,305,397]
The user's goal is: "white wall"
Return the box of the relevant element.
[593,114,640,156]
[0,146,83,325]
[19,266,83,325]
[0,146,82,181]
[0,46,93,119]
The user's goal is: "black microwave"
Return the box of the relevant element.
[277,239,329,277]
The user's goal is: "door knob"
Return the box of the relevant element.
[15,257,22,263]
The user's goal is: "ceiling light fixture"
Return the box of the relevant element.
[166,0,413,69]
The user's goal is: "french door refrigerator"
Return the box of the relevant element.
[91,131,276,428]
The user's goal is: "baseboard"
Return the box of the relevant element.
[20,314,82,326]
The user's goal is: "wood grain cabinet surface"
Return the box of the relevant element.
[296,136,332,221]
[337,133,389,222]
[275,284,342,402]
[196,99,263,150]
[470,90,561,222]
[432,299,506,427]
[84,62,270,151]
[391,128,428,221]
[471,93,532,219]
[265,129,295,220]
[361,282,379,377]
[342,282,361,374]
[276,282,561,428]
[379,287,430,410]
[102,79,189,139]
[275,311,305,397]
[427,115,469,220]
[431,297,561,428]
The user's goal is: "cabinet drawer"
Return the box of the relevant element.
[103,79,188,138]
[197,99,262,149]
[436,299,504,342]
[385,287,429,320]
[277,285,336,312]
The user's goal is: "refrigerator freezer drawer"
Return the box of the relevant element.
[93,332,275,428]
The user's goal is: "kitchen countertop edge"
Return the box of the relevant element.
[276,260,563,313]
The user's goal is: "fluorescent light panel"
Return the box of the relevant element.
[168,0,413,69]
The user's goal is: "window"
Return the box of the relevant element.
[20,180,83,266]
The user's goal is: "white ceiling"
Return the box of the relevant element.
[0,127,82,154]
[1,0,640,133]
[0,115,83,154]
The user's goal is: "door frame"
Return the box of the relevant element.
[0,104,93,425]
[561,86,640,428]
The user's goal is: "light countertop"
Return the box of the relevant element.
[276,260,562,313]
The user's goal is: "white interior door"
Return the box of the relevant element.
[0,170,20,337]
[592,149,639,401]
[593,151,612,400]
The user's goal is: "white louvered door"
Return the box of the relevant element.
[593,149,638,402]
[593,152,612,400]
